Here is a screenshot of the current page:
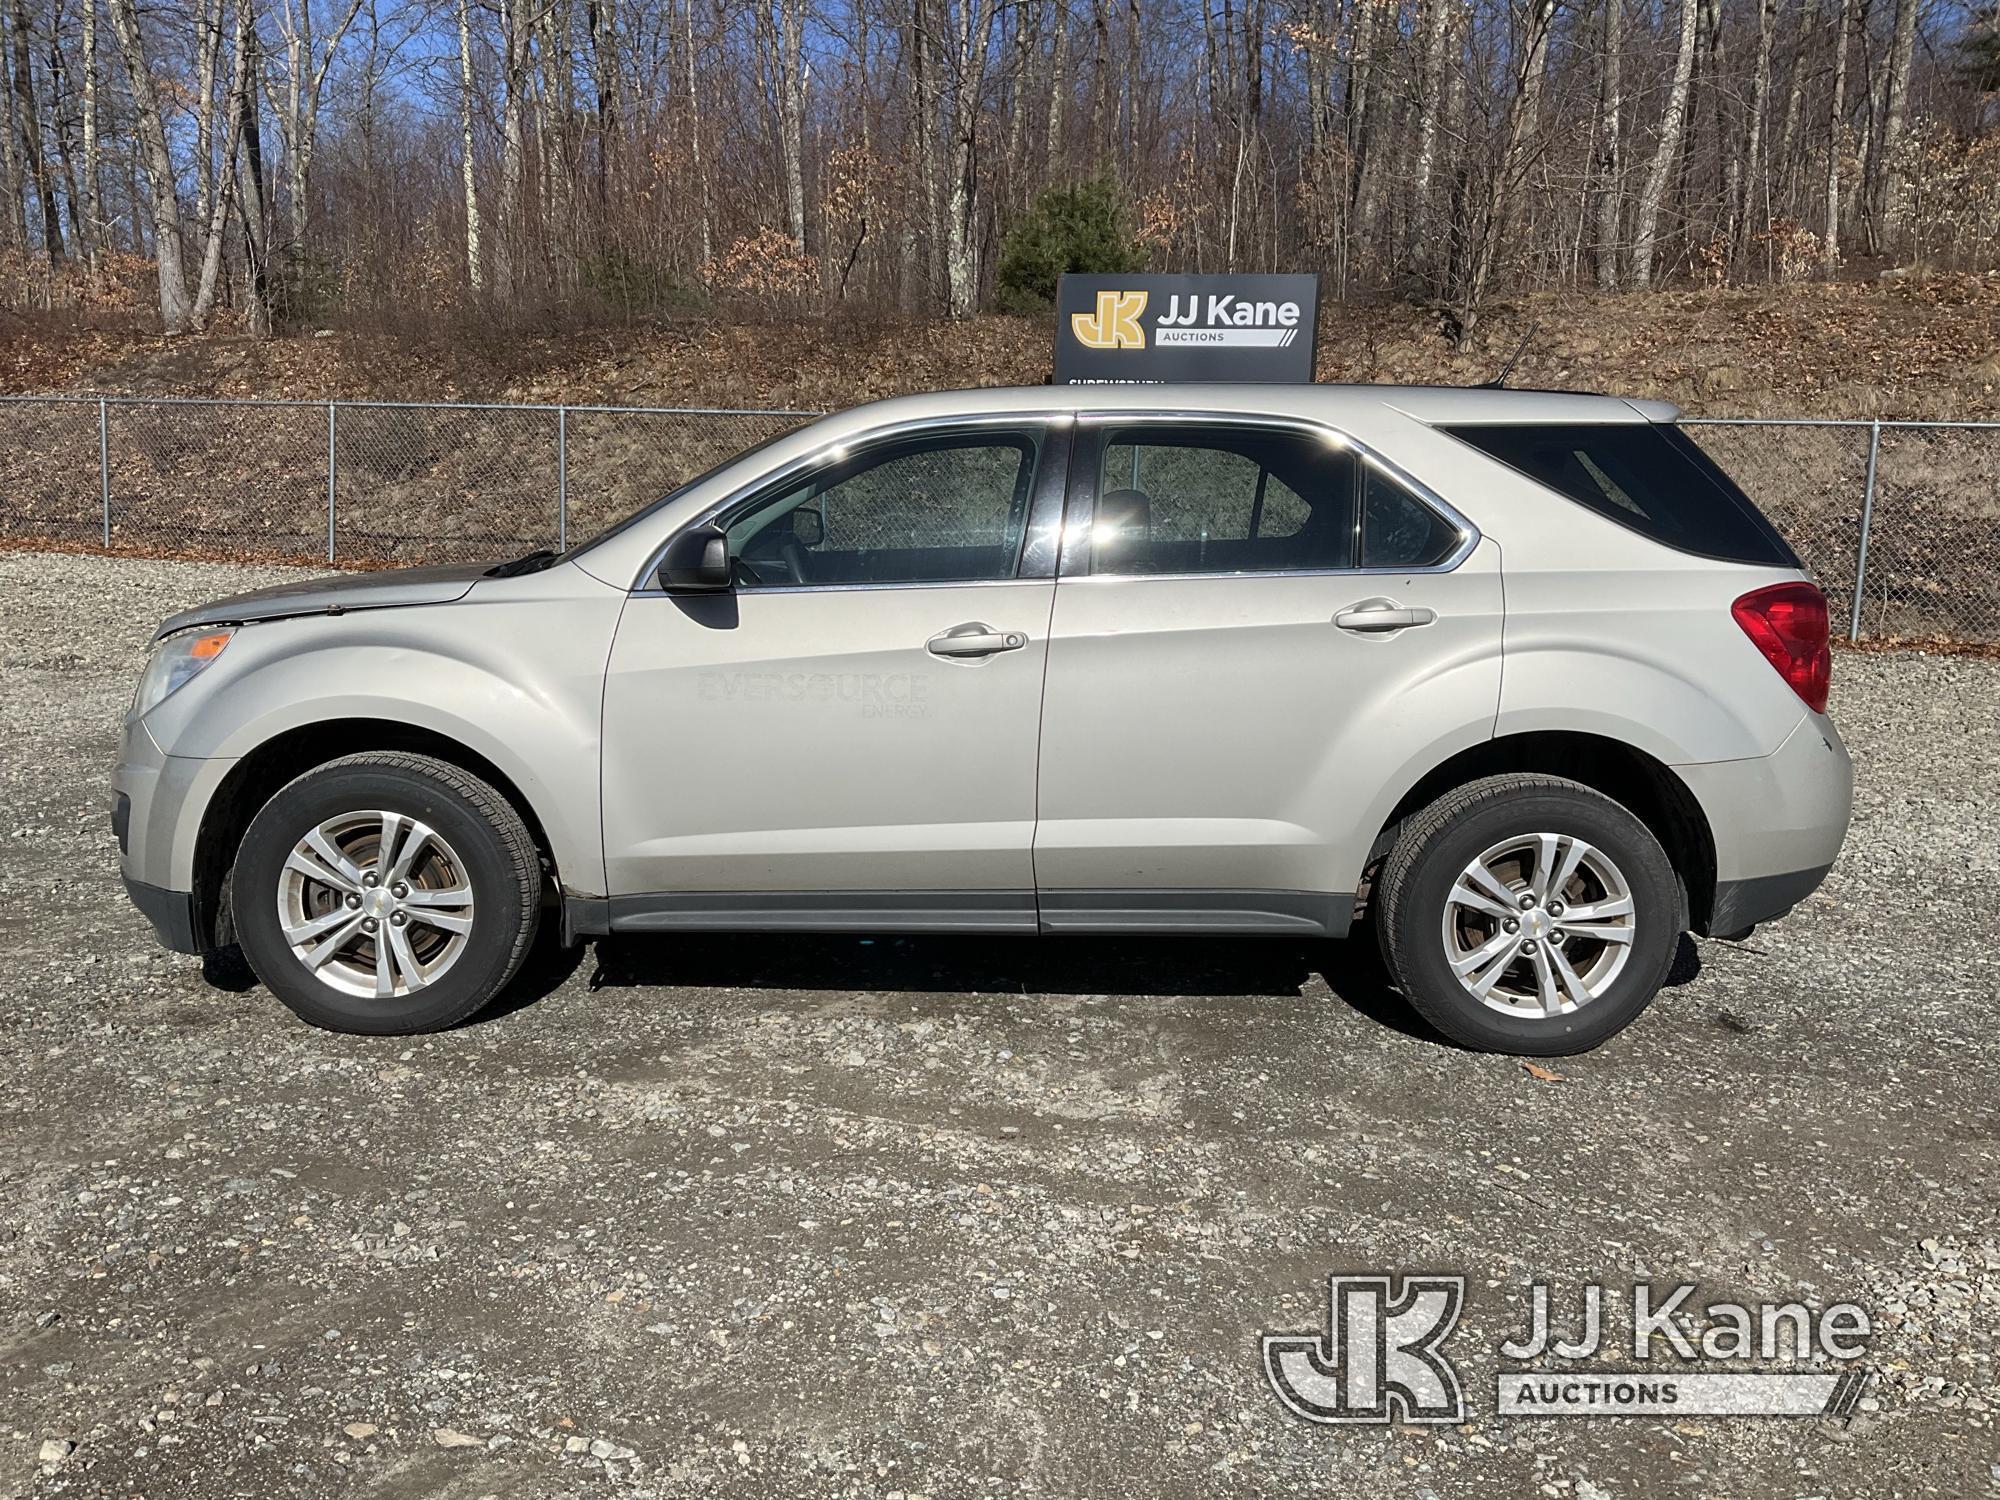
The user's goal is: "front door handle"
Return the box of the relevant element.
[1334,601,1438,633]
[927,621,1028,658]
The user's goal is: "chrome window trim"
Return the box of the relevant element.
[662,577,1055,599]
[1062,409,1481,579]
[631,410,1073,593]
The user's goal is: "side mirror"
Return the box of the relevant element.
[790,506,825,548]
[657,523,732,591]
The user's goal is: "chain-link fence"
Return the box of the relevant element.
[1,398,1995,644]
[1684,418,2000,644]
[0,396,813,569]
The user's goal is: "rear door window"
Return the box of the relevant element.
[1442,422,1798,567]
[1086,426,1354,576]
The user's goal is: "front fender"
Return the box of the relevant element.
[140,587,623,894]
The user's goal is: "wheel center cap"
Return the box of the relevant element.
[364,887,396,918]
[1521,908,1552,939]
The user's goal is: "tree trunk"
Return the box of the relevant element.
[1738,0,1775,262]
[190,0,224,239]
[81,0,98,269]
[457,0,482,290]
[105,0,193,330]
[47,0,86,256]
[776,0,807,253]
[11,0,64,264]
[687,0,709,265]
[1823,0,1852,272]
[1592,0,1623,290]
[189,0,250,326]
[1701,0,1737,255]
[235,0,271,332]
[943,0,1000,316]
[494,0,530,295]
[1045,0,1067,170]
[1630,0,1697,288]
[1776,0,1818,216]
[1455,0,1556,348]
[0,16,22,250]
[266,0,363,257]
[1876,0,1917,252]
[1411,0,1450,240]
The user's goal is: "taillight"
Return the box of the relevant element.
[1732,581,1831,713]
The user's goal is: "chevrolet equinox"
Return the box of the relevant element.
[113,386,1853,1053]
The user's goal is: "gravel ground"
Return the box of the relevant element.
[1,547,1995,1499]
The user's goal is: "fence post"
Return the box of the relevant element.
[326,402,338,564]
[97,398,110,549]
[1850,419,1880,643]
[557,405,569,552]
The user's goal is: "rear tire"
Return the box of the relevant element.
[1374,774,1680,1055]
[232,753,541,1034]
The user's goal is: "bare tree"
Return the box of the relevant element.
[457,0,481,289]
[1738,0,1774,264]
[1592,0,1623,290]
[81,0,101,270]
[1630,0,1697,288]
[263,0,367,251]
[1875,0,1918,248]
[1824,0,1852,270]
[11,0,64,263]
[105,0,194,329]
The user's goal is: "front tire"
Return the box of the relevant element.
[1374,774,1680,1055]
[232,752,542,1034]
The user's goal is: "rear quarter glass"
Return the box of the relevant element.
[1439,422,1800,569]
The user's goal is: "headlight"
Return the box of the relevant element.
[132,628,234,717]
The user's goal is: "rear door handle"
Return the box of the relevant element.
[1334,602,1437,633]
[928,621,1028,658]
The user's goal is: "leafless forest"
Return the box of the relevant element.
[2,0,1998,344]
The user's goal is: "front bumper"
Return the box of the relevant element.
[123,874,204,953]
[114,715,231,953]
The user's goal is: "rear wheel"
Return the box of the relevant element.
[1374,774,1680,1055]
[232,753,541,1034]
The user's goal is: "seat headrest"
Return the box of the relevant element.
[1096,487,1152,534]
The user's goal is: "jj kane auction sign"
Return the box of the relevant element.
[1053,273,1320,384]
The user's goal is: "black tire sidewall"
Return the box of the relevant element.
[1389,789,1679,1054]
[233,763,532,1033]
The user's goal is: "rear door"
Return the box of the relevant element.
[1031,415,1505,933]
[598,419,1067,929]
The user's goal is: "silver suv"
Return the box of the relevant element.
[114,385,1852,1053]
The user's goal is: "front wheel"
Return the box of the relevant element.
[1374,774,1681,1055]
[232,752,542,1034]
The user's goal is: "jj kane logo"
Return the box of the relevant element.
[1070,289,1148,351]
[1263,1275,1467,1424]
[1051,273,1319,384]
[1264,1275,1876,1425]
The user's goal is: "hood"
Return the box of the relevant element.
[155,561,492,638]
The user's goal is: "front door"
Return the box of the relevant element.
[1032,416,1505,933]
[600,420,1066,930]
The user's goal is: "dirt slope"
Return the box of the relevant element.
[7,277,1999,418]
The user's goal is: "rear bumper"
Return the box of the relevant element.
[1674,710,1852,933]
[123,874,204,954]
[1708,862,1834,939]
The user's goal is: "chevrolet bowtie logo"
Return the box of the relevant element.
[1071,290,1148,350]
